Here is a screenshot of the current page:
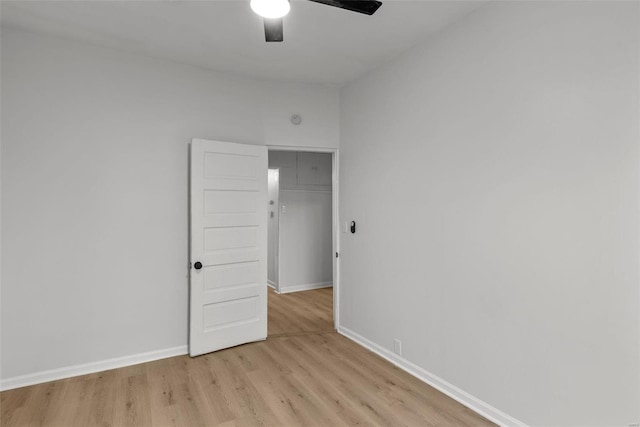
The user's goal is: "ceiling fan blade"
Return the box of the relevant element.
[264,18,284,42]
[307,0,382,15]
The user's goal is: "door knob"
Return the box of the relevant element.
[194,262,203,270]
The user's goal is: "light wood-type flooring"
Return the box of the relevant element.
[268,286,334,337]
[1,287,495,427]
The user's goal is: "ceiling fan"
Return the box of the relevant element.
[250,0,383,42]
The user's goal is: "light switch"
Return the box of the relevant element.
[281,205,287,214]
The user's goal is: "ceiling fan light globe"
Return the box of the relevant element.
[250,0,290,19]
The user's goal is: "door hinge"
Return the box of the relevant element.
[188,262,192,269]
[336,252,339,258]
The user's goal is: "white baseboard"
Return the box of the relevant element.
[277,281,332,294]
[267,280,277,289]
[337,326,527,427]
[0,345,188,392]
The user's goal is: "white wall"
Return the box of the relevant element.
[0,27,339,382]
[269,151,333,293]
[339,2,639,426]
[267,169,280,286]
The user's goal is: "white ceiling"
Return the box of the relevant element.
[0,0,484,85]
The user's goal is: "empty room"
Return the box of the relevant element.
[1,1,638,426]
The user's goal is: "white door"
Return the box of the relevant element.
[189,138,268,357]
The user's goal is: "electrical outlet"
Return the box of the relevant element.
[393,339,402,356]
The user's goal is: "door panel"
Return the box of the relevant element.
[204,226,259,252]
[190,139,267,357]
[203,262,260,290]
[205,191,258,214]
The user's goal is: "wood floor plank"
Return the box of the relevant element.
[281,335,411,427]
[0,385,31,426]
[1,287,495,426]
[267,287,334,337]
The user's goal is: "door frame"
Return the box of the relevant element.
[267,145,340,330]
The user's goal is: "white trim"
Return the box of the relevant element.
[337,326,528,427]
[280,189,331,193]
[0,345,188,392]
[267,280,277,289]
[277,281,333,294]
[332,149,340,330]
[267,145,336,153]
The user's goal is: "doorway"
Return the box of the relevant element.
[266,148,337,336]
[189,139,339,357]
